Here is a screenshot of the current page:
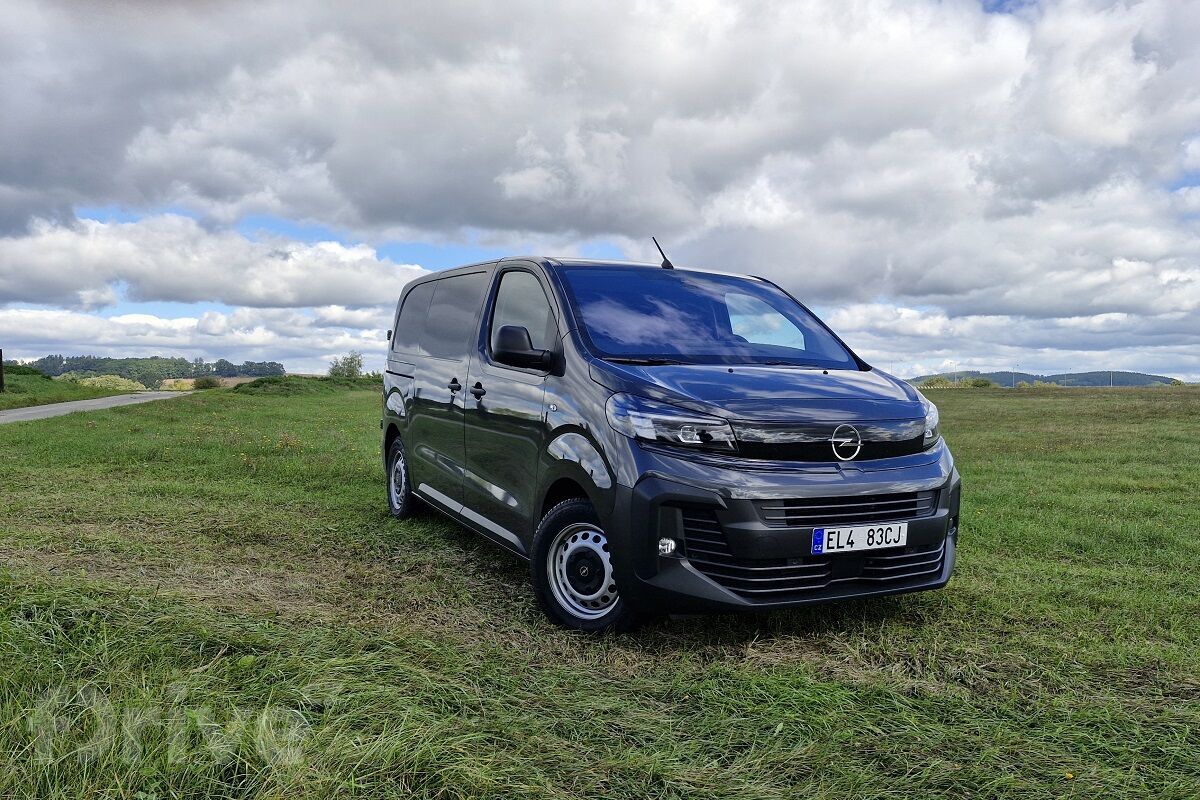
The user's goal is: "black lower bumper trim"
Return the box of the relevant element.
[607,471,961,614]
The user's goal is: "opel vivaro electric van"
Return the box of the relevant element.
[383,258,960,631]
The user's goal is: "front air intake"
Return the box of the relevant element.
[678,507,945,602]
[754,491,937,528]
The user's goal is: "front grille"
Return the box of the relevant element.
[680,510,833,596]
[755,491,937,528]
[735,439,927,461]
[858,544,946,582]
[679,508,945,602]
[731,419,927,462]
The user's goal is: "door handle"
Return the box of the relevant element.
[470,382,486,399]
[447,378,462,392]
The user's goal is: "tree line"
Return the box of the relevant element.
[24,355,285,389]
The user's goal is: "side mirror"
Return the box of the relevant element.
[493,325,552,370]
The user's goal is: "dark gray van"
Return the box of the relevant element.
[383,258,960,632]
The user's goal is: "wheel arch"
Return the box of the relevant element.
[383,421,401,467]
[539,430,617,522]
[541,476,591,519]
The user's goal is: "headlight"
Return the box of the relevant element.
[918,392,941,448]
[605,394,736,452]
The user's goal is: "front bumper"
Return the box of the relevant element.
[605,443,961,614]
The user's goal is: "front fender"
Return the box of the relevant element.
[543,431,617,518]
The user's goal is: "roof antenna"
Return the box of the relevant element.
[652,236,674,270]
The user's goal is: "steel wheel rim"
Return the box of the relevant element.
[389,449,407,510]
[546,522,618,620]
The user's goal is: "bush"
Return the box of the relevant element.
[962,377,997,388]
[329,351,364,379]
[919,376,953,389]
[192,376,222,390]
[73,375,147,392]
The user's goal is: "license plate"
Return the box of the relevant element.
[811,522,907,555]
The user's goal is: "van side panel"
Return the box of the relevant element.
[461,264,563,547]
[404,270,491,509]
[383,286,424,466]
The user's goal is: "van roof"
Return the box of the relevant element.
[506,256,759,280]
[504,256,691,269]
[406,256,763,283]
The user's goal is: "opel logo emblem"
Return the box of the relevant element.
[578,565,590,577]
[831,424,862,461]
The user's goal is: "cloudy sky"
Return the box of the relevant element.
[1,0,1198,378]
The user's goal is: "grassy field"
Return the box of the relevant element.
[0,371,130,411]
[0,383,1196,799]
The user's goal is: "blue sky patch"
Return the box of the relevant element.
[980,0,1038,14]
[1168,171,1200,191]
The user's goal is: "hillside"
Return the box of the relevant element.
[908,369,1179,387]
[0,370,129,411]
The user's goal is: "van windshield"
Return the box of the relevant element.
[558,266,858,369]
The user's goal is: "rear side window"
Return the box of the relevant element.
[490,270,557,353]
[392,282,435,354]
[423,272,489,359]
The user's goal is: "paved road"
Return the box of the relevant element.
[0,391,190,425]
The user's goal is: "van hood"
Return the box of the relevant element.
[589,362,923,423]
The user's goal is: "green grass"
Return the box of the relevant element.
[0,385,1197,799]
[0,371,131,411]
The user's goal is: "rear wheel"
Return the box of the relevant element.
[386,438,416,519]
[531,498,639,633]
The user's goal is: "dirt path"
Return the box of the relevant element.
[0,391,190,424]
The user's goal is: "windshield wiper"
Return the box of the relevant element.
[603,356,686,366]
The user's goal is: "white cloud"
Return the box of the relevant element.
[0,215,424,309]
[0,0,1198,376]
[825,302,1200,380]
[0,306,391,375]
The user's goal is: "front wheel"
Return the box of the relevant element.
[386,438,416,519]
[531,497,640,633]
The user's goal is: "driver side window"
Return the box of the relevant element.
[490,271,557,354]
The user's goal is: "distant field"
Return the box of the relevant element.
[0,371,129,411]
[0,384,1196,798]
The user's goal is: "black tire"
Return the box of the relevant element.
[530,497,640,633]
[386,437,416,519]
